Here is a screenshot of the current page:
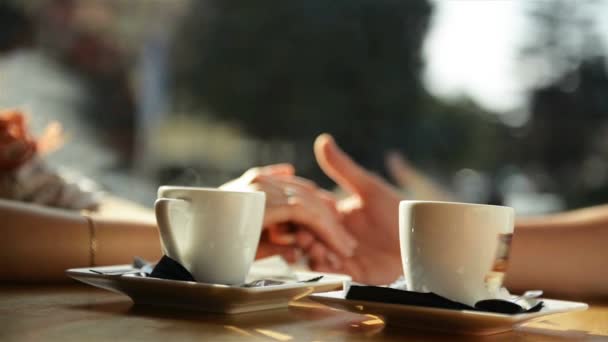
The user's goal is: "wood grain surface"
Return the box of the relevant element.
[1,285,606,341]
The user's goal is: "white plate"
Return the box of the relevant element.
[309,290,588,335]
[67,264,350,314]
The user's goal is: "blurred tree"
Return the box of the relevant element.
[172,0,433,180]
[517,0,608,208]
[417,95,509,172]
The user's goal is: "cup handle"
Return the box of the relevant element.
[155,198,190,261]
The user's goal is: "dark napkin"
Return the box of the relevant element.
[346,285,544,315]
[144,255,324,286]
[149,255,196,282]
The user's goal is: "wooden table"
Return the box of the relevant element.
[1,285,607,341]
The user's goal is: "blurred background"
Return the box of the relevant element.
[1,0,608,216]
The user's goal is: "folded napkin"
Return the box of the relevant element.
[346,285,544,315]
[137,255,322,287]
[149,255,195,282]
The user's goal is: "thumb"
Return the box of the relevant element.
[256,163,295,176]
[245,163,295,182]
[220,163,294,190]
[314,133,375,195]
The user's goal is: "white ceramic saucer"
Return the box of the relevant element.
[309,290,588,335]
[67,264,350,314]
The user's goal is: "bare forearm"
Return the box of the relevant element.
[0,200,162,283]
[506,205,608,299]
[1,201,90,282]
[94,218,162,266]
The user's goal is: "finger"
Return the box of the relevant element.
[298,231,343,271]
[264,203,357,256]
[306,242,341,270]
[252,178,287,207]
[273,176,339,212]
[226,164,294,190]
[254,163,295,178]
[255,176,357,255]
[271,175,318,192]
[279,248,298,263]
[311,262,336,274]
[314,133,376,196]
[278,179,340,217]
[291,190,356,252]
[295,229,315,250]
[256,171,337,211]
[256,174,317,195]
[258,246,298,263]
[325,250,342,270]
[294,189,357,249]
[273,178,340,216]
[267,224,297,245]
[308,242,327,268]
[256,240,297,260]
[263,197,356,257]
[317,189,341,217]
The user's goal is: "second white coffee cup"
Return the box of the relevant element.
[155,186,265,285]
[399,200,514,306]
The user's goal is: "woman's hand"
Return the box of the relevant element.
[221,164,357,265]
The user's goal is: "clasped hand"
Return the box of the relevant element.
[221,134,404,285]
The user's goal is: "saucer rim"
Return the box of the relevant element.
[66,264,351,294]
[309,290,589,320]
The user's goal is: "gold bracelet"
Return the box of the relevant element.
[82,214,98,267]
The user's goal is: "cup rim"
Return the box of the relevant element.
[399,200,513,211]
[158,185,265,196]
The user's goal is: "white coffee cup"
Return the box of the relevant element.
[155,186,265,285]
[399,200,514,306]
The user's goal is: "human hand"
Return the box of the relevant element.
[220,164,357,264]
[306,134,405,284]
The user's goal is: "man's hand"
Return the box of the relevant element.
[305,134,405,284]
